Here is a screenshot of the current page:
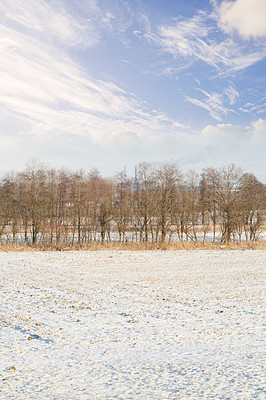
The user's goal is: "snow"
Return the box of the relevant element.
[0,250,265,399]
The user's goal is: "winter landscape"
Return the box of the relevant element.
[0,250,265,399]
[1,1,266,398]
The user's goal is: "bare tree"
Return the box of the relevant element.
[155,165,182,242]
[98,178,114,242]
[202,165,244,243]
[183,171,201,243]
[114,171,133,242]
[0,174,16,241]
[0,160,264,247]
[22,160,48,244]
[69,170,88,245]
[240,173,265,242]
[134,163,156,242]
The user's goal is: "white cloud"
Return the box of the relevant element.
[218,0,266,39]
[251,118,266,137]
[202,118,266,141]
[202,122,244,138]
[197,119,266,180]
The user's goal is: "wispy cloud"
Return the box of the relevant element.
[134,1,266,121]
[0,1,186,148]
[0,0,142,50]
[224,85,239,105]
[0,0,101,48]
[185,86,239,121]
[0,0,265,180]
[186,93,226,121]
[239,100,266,115]
[143,4,266,77]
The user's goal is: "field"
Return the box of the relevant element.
[0,251,265,399]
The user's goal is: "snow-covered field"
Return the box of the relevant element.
[0,251,265,399]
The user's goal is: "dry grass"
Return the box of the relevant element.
[0,241,265,252]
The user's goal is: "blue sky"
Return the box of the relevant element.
[0,0,265,181]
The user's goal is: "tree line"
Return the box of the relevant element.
[0,160,265,246]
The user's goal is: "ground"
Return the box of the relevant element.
[0,250,265,399]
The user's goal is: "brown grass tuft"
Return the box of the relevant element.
[0,241,265,252]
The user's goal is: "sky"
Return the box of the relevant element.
[0,0,265,181]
